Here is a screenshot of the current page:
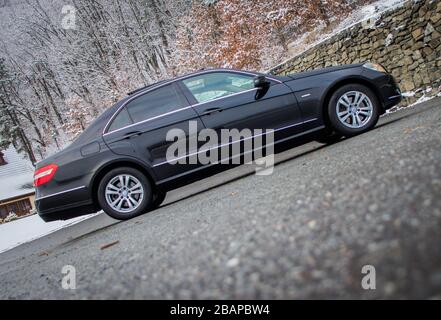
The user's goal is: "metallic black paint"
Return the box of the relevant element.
[35,64,402,222]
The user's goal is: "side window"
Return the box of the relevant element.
[125,84,187,124]
[108,108,132,132]
[182,72,255,104]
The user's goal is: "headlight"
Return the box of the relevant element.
[363,62,387,73]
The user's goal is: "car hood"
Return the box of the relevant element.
[285,63,364,80]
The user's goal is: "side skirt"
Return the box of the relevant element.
[156,125,326,187]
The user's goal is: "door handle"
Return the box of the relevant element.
[123,131,142,139]
[202,107,223,116]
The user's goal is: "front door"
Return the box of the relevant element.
[178,71,303,161]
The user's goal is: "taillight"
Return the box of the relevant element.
[34,164,58,187]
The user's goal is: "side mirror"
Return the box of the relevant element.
[254,75,270,89]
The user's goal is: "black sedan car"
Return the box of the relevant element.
[34,62,402,221]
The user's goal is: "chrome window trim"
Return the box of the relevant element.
[102,70,283,136]
[152,118,318,167]
[103,82,182,136]
[35,186,87,202]
[103,105,196,136]
[103,87,260,137]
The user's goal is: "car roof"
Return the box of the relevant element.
[127,68,286,97]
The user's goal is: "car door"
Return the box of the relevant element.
[178,71,303,154]
[102,82,205,182]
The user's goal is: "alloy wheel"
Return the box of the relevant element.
[336,91,374,129]
[105,174,144,213]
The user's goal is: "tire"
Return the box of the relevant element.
[97,167,153,220]
[328,84,380,137]
[151,190,167,209]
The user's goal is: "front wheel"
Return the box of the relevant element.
[328,84,380,137]
[97,167,153,220]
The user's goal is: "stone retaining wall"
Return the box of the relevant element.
[270,0,441,102]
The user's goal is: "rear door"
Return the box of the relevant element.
[102,82,205,182]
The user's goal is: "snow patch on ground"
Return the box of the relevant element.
[402,91,416,97]
[408,94,436,107]
[385,33,394,47]
[0,173,34,200]
[0,213,98,254]
[386,91,438,114]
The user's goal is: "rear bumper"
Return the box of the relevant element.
[36,186,97,222]
[38,204,97,222]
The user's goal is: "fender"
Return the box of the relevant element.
[89,155,158,186]
[320,74,382,109]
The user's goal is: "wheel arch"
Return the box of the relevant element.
[320,76,383,129]
[89,159,157,211]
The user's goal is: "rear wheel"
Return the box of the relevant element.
[97,167,153,220]
[328,84,380,137]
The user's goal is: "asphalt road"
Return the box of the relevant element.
[1,97,441,299]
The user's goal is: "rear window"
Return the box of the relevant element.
[71,103,122,145]
[125,84,187,124]
[107,108,133,132]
